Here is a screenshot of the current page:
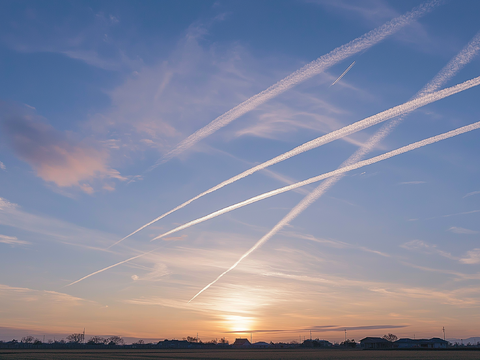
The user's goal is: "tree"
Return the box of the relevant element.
[87,336,105,345]
[33,339,42,345]
[219,337,228,344]
[106,336,124,345]
[341,339,356,348]
[21,336,35,344]
[382,334,398,342]
[66,333,84,343]
[187,336,198,343]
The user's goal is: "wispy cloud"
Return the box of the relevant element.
[460,249,480,264]
[0,235,30,246]
[401,240,455,260]
[0,196,117,250]
[0,161,5,170]
[464,191,480,198]
[448,227,479,235]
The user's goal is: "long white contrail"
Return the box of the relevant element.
[152,0,440,168]
[156,120,480,242]
[66,247,159,287]
[188,120,480,301]
[111,75,480,249]
[330,61,356,87]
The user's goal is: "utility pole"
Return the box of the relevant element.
[310,330,312,341]
[345,329,347,342]
[443,327,446,341]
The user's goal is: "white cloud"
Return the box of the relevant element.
[448,227,479,235]
[460,249,480,264]
[0,161,5,170]
[401,240,455,260]
[0,234,30,246]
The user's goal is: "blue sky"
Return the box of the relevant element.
[1,0,480,343]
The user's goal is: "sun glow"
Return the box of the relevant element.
[224,315,255,333]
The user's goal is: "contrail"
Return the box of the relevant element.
[188,120,480,301]
[66,247,160,287]
[111,75,480,249]
[330,61,356,87]
[156,120,480,242]
[152,0,440,168]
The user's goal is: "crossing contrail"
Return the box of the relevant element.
[151,0,440,168]
[330,61,356,87]
[110,74,480,249]
[188,120,480,301]
[155,120,480,242]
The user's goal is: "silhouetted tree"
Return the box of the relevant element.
[341,339,356,348]
[133,339,145,345]
[87,336,105,345]
[106,336,124,345]
[382,334,398,342]
[21,336,35,344]
[219,337,228,344]
[66,333,84,343]
[187,336,198,343]
[33,339,42,345]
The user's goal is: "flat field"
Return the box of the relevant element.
[0,349,479,360]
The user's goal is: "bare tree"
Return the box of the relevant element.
[21,336,35,344]
[383,334,398,342]
[187,336,198,343]
[107,336,124,345]
[66,333,84,343]
[87,336,105,345]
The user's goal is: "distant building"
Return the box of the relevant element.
[302,339,333,348]
[394,338,448,349]
[252,341,270,348]
[360,337,393,349]
[233,338,251,348]
[157,339,191,349]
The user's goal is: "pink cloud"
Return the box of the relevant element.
[1,103,124,193]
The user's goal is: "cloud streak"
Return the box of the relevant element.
[116,75,480,248]
[0,235,30,246]
[155,0,440,166]
[448,226,479,234]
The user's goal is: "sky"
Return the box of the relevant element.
[0,0,480,344]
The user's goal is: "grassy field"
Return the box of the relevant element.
[0,349,479,360]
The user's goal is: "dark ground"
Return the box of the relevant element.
[1,349,480,360]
